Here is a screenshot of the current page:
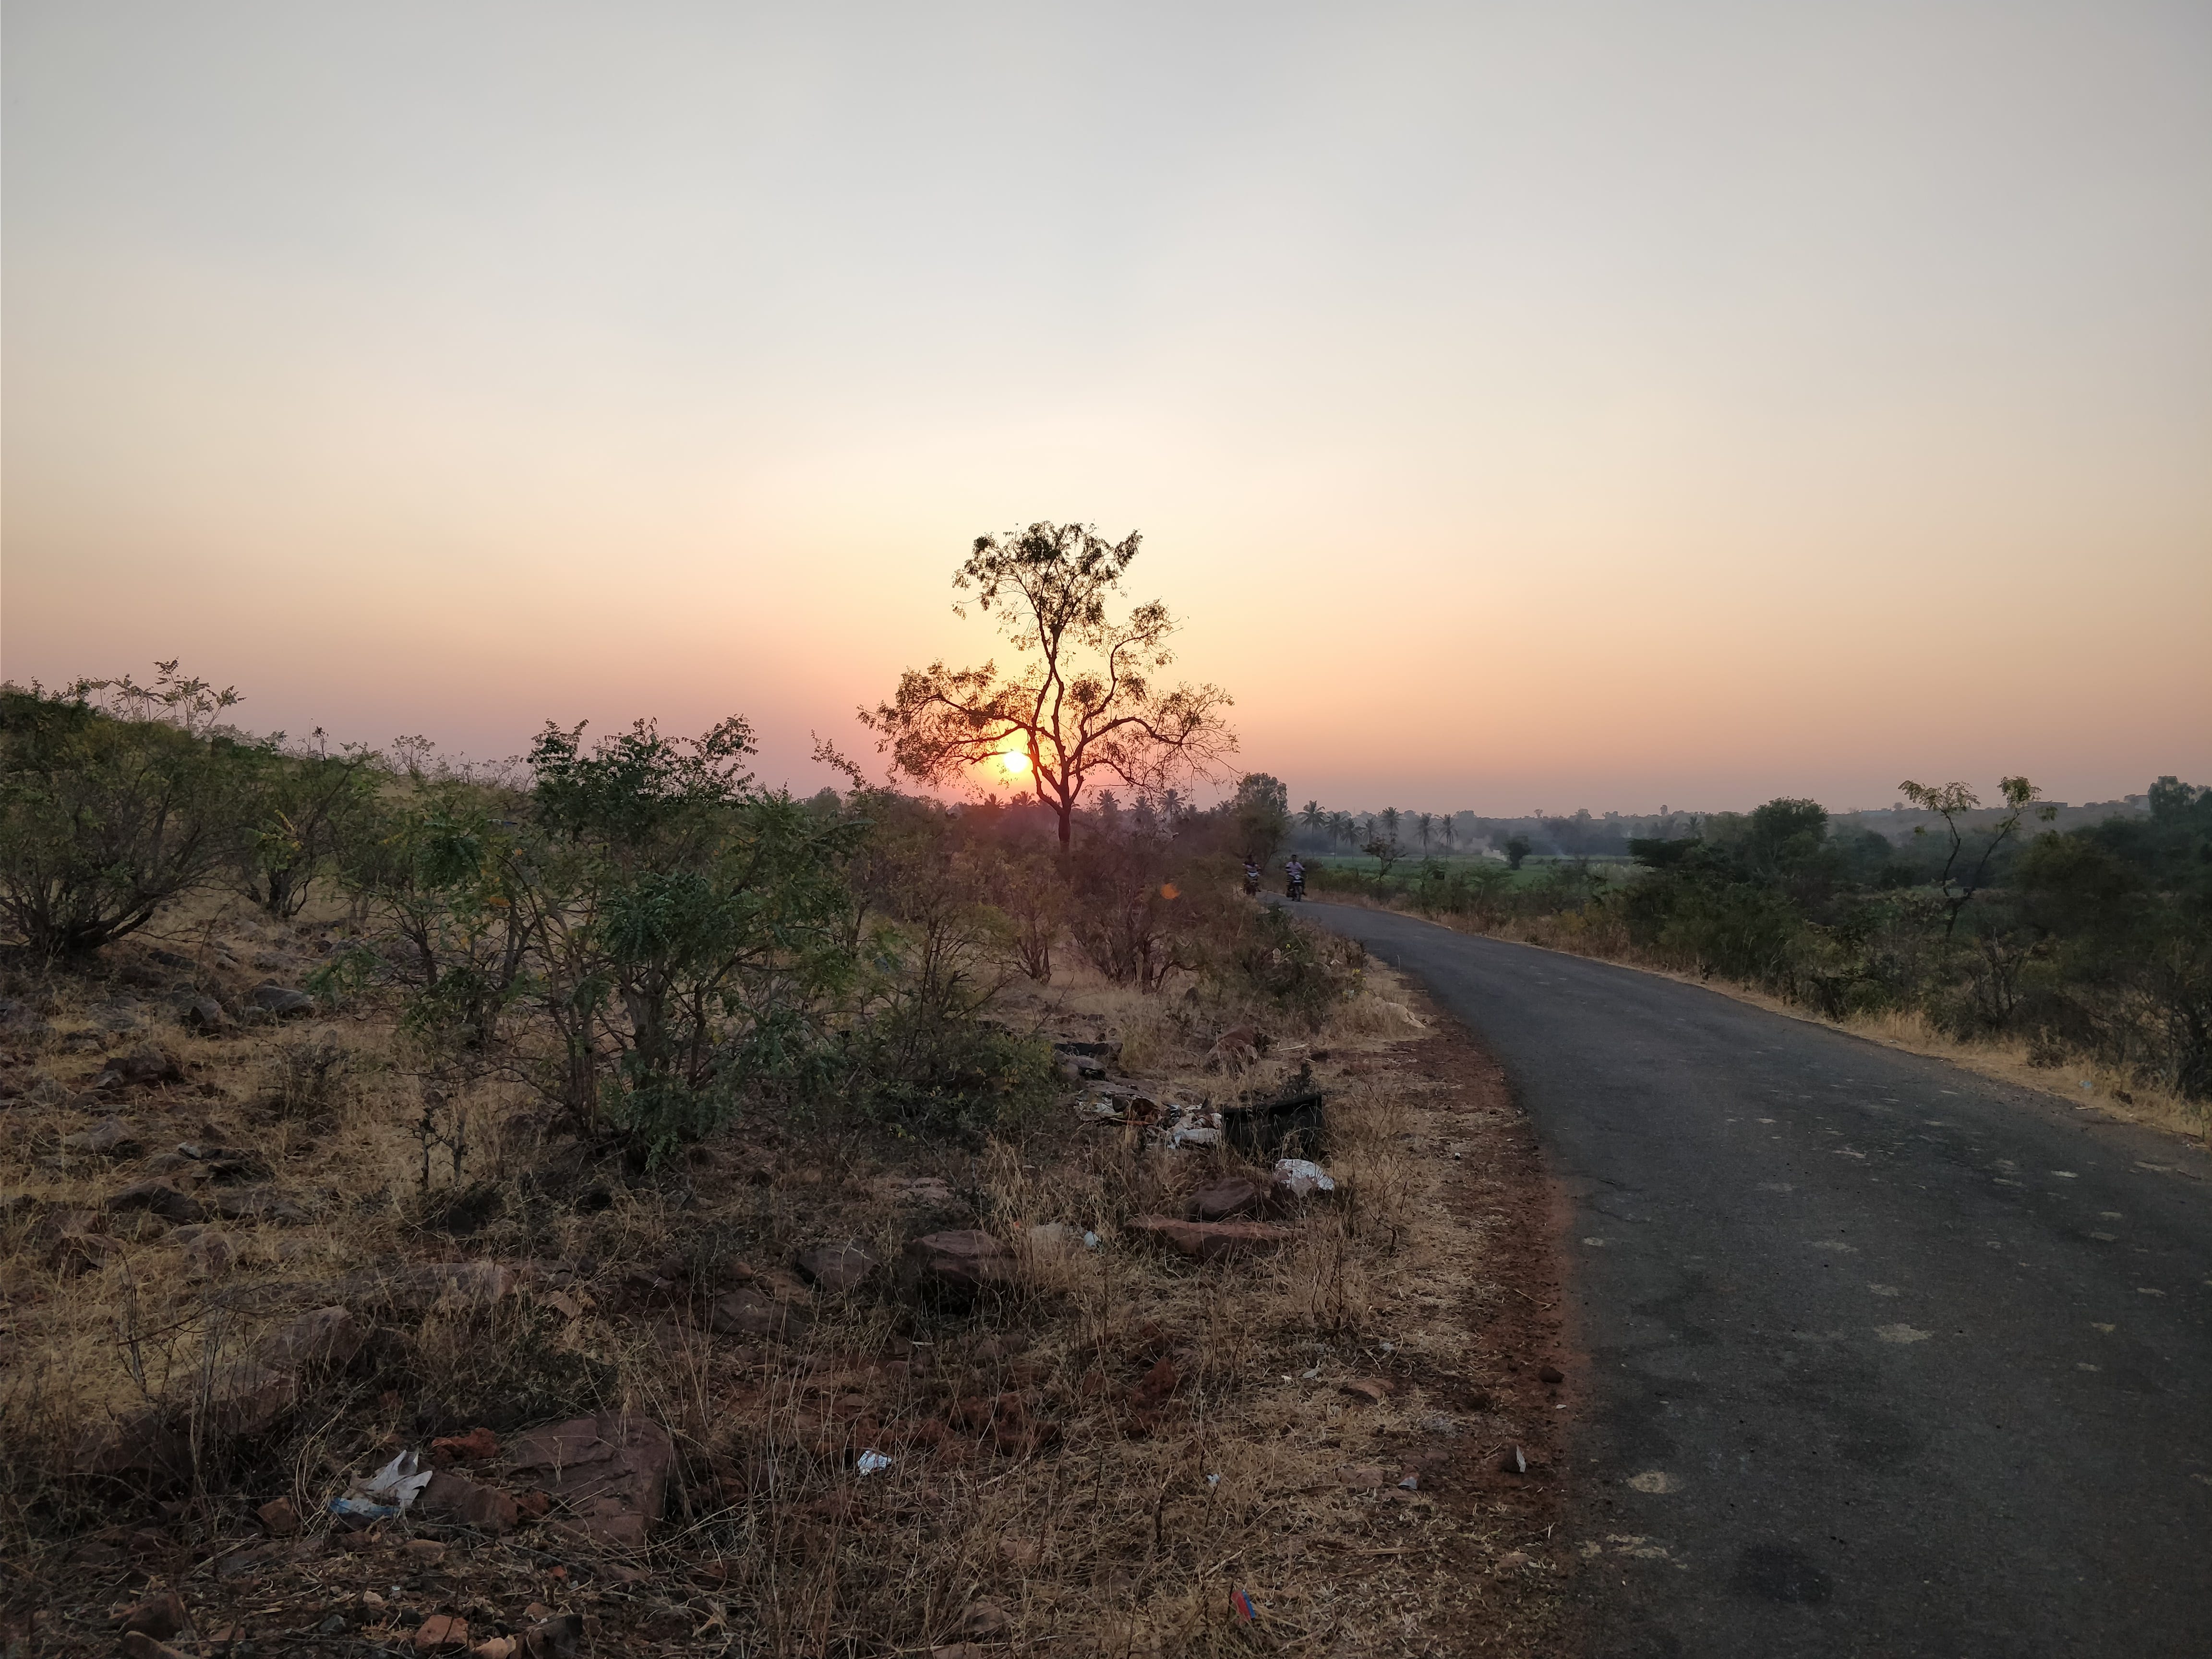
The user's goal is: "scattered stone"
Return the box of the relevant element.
[710,1288,810,1339]
[404,1539,449,1565]
[92,1046,186,1091]
[120,1591,188,1639]
[1502,1445,1528,1475]
[417,1469,519,1533]
[1335,1464,1386,1488]
[473,1639,518,1659]
[931,1647,989,1659]
[1188,1177,1261,1222]
[255,1306,365,1370]
[64,1116,141,1156]
[1539,1364,1564,1385]
[793,1240,879,1294]
[430,1425,499,1465]
[105,1180,207,1225]
[74,1407,189,1479]
[1338,1378,1390,1405]
[904,1230,1014,1299]
[1124,1216,1293,1262]
[1495,1549,1530,1572]
[414,1614,470,1653]
[250,984,314,1018]
[506,1414,675,1547]
[998,1537,1043,1566]
[122,1635,191,1659]
[257,1496,301,1536]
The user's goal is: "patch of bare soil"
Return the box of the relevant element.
[1,922,1571,1658]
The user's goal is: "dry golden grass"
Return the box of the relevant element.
[0,896,1566,1656]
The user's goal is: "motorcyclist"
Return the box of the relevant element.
[1285,855,1306,901]
[1243,858,1261,896]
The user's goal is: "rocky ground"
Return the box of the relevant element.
[1,908,1573,1657]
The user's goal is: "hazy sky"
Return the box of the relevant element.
[6,1,2208,813]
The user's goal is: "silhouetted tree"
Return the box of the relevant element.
[863,523,1236,846]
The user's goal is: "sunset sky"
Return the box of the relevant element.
[5,1,2208,815]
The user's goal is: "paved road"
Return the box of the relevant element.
[1300,902,2212,1659]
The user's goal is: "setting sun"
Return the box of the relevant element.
[999,745,1031,775]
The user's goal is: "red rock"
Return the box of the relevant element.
[1338,1378,1390,1405]
[257,1496,301,1536]
[1124,1216,1293,1261]
[520,1613,584,1658]
[414,1614,469,1653]
[506,1415,673,1547]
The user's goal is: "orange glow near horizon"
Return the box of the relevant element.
[3,7,2208,813]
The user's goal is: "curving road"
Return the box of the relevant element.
[1300,902,2212,1659]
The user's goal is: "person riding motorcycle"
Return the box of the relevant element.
[1243,858,1261,896]
[1285,855,1306,901]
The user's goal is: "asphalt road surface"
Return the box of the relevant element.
[1299,902,2212,1659]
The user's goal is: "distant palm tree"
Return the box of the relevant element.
[1417,812,1433,849]
[1332,811,1355,848]
[1441,815,1457,852]
[1301,800,1326,834]
[1381,806,1400,839]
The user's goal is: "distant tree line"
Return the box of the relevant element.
[1310,780,2212,1106]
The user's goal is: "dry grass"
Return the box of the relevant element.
[0,895,1565,1656]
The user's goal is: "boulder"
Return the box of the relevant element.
[106,1180,207,1225]
[904,1230,1014,1299]
[1187,1177,1261,1222]
[120,1591,188,1640]
[416,1469,518,1533]
[1124,1216,1293,1262]
[64,1116,141,1156]
[505,1414,674,1547]
[250,984,314,1017]
[793,1239,879,1294]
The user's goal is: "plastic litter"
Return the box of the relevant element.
[1300,1368,1320,1380]
[1207,1472,1222,1487]
[1273,1157,1335,1197]
[1397,1474,1419,1491]
[855,1450,892,1476]
[1229,1590,1258,1622]
[328,1448,433,1520]
[1082,1231,1100,1250]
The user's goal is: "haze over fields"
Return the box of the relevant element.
[5,1,2209,811]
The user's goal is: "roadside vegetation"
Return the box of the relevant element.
[0,530,1569,1656]
[1309,781,2212,1137]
